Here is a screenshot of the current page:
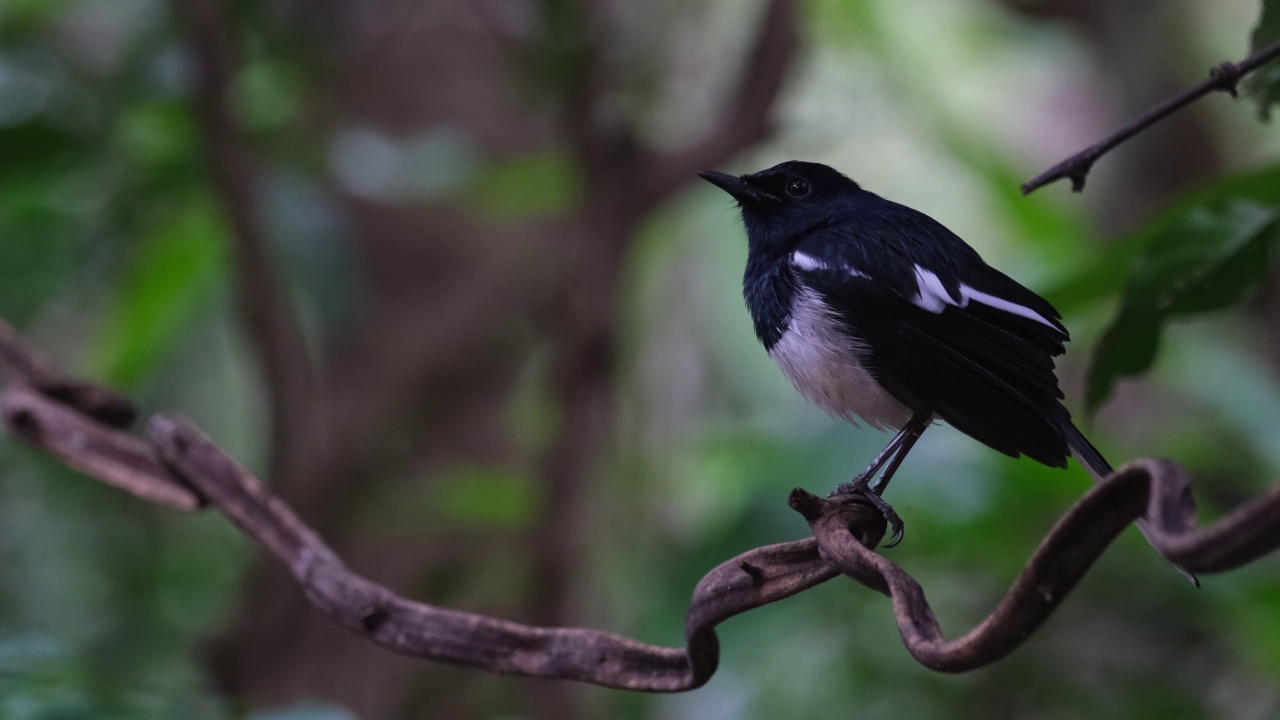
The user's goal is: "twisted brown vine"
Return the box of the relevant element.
[3,317,1280,690]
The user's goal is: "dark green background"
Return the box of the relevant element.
[3,0,1280,718]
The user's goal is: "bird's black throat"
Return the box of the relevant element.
[743,249,797,351]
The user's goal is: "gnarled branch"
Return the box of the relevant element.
[4,316,1280,689]
[0,318,136,428]
[1,385,199,511]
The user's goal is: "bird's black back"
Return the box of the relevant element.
[705,160,1195,583]
[737,163,1079,468]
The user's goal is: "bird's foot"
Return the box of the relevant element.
[829,478,905,548]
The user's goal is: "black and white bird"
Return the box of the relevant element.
[699,160,1192,581]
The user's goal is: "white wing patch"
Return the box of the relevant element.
[960,287,1059,330]
[790,250,870,280]
[911,264,1058,330]
[912,266,954,312]
[791,251,827,271]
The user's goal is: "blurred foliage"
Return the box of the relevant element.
[2,0,1280,719]
[1249,0,1280,119]
[357,465,541,535]
[1084,165,1280,413]
[468,152,582,222]
[245,702,359,720]
[87,196,228,387]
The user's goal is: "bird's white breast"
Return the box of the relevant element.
[768,288,913,430]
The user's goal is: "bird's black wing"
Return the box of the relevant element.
[789,228,1074,467]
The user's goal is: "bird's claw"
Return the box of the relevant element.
[828,479,905,548]
[879,506,905,548]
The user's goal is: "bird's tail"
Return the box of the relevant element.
[1062,422,1199,587]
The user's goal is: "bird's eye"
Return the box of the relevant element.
[785,178,810,198]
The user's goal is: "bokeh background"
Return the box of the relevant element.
[3,0,1280,718]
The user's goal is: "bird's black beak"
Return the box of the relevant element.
[698,170,777,205]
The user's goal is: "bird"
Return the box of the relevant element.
[699,160,1194,583]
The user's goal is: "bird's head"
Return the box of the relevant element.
[698,161,861,252]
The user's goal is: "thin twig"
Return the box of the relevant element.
[1022,39,1280,195]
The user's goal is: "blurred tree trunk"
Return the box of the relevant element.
[192,1,797,716]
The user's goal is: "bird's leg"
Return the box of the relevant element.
[832,413,930,494]
[834,429,912,493]
[869,414,930,496]
[830,413,931,548]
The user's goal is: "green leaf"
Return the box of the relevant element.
[1248,0,1280,120]
[1086,199,1280,412]
[1086,307,1163,411]
[84,197,227,387]
[1047,164,1280,314]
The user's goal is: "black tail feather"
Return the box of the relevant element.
[1062,422,1112,478]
